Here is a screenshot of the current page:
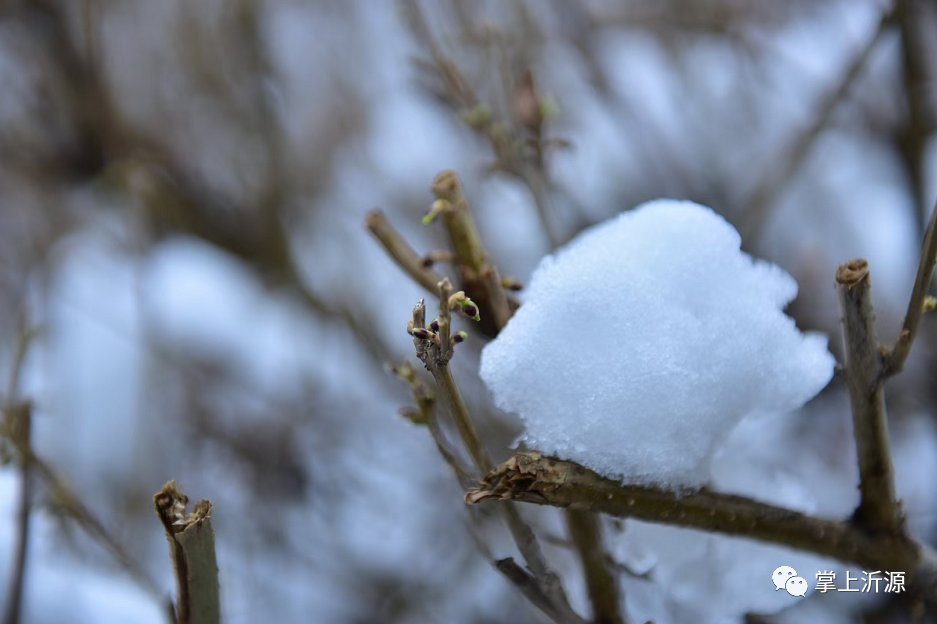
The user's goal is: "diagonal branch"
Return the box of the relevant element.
[466,453,922,574]
[836,260,902,533]
[366,210,447,294]
[883,199,937,376]
[741,11,891,243]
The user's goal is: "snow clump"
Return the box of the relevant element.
[479,199,834,489]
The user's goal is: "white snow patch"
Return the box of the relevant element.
[480,199,834,488]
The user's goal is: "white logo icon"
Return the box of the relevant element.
[772,565,797,591]
[785,576,808,597]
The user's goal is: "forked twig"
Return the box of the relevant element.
[836,260,902,533]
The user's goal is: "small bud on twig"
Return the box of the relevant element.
[501,277,524,291]
[447,291,481,322]
[410,327,434,341]
[398,407,430,426]
[453,331,468,344]
[458,104,492,129]
[422,199,452,225]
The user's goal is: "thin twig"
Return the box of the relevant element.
[466,453,922,574]
[566,509,625,624]
[495,558,570,623]
[836,260,903,533]
[883,199,937,376]
[2,322,36,624]
[366,210,447,294]
[3,403,32,624]
[432,365,494,472]
[390,361,475,488]
[411,284,584,624]
[431,171,513,333]
[404,1,563,249]
[895,0,937,229]
[741,11,891,243]
[0,409,167,604]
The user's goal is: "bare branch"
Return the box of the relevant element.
[895,0,937,226]
[3,402,32,624]
[154,482,220,624]
[466,453,922,574]
[389,361,475,488]
[884,199,937,376]
[366,210,447,294]
[495,558,571,624]
[741,11,891,242]
[836,260,903,533]
[410,284,584,624]
[2,320,36,624]
[566,509,625,624]
[431,171,513,332]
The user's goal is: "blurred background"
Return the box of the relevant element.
[1,0,937,622]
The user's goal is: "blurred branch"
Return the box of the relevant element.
[565,509,624,624]
[154,482,219,624]
[410,286,585,624]
[366,210,447,294]
[2,322,34,624]
[884,199,937,376]
[1,326,169,615]
[389,360,474,488]
[895,0,937,228]
[3,403,31,624]
[404,1,563,247]
[0,404,169,609]
[836,260,902,534]
[466,453,923,574]
[741,10,891,243]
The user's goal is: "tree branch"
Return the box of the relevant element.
[430,171,513,333]
[466,453,922,574]
[365,210,447,294]
[883,199,937,376]
[836,260,903,533]
[154,482,219,624]
[3,402,32,624]
[741,10,891,243]
[411,284,584,624]
[566,509,625,624]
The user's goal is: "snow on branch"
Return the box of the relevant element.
[466,452,921,575]
[480,200,835,489]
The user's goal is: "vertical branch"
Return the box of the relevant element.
[3,322,38,624]
[431,171,513,333]
[410,283,585,624]
[154,482,220,624]
[836,260,902,533]
[3,403,32,624]
[566,509,625,624]
[895,0,937,228]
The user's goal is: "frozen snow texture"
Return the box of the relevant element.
[480,200,835,488]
